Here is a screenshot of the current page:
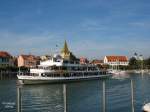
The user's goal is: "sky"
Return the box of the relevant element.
[0,0,150,59]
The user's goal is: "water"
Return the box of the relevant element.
[0,74,150,112]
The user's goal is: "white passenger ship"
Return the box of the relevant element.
[17,41,111,84]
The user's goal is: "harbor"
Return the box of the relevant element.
[0,0,150,111]
[0,41,150,111]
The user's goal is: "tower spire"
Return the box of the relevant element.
[61,40,71,60]
[61,40,70,54]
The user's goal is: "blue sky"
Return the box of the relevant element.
[0,0,150,59]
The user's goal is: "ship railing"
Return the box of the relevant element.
[41,70,108,78]
[18,71,30,76]
[18,70,108,77]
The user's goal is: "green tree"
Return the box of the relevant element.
[129,57,139,69]
[144,57,150,69]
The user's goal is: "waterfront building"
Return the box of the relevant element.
[18,55,40,67]
[80,57,89,64]
[90,59,104,65]
[0,51,14,66]
[104,56,129,66]
[12,56,18,67]
[90,59,106,69]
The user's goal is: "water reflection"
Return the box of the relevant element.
[17,84,64,112]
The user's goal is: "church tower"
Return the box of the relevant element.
[61,40,71,60]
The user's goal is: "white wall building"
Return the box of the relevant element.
[104,56,129,66]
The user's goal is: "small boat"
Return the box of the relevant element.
[142,103,150,112]
[108,69,129,79]
[134,70,141,74]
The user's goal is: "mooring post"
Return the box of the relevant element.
[63,84,67,112]
[102,80,106,112]
[131,79,135,112]
[17,86,22,112]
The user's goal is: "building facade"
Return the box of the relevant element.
[18,55,40,67]
[90,59,103,65]
[104,56,129,66]
[80,57,89,64]
[0,51,14,66]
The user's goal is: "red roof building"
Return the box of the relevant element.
[0,51,12,58]
[0,51,14,66]
[104,56,129,66]
[18,55,40,67]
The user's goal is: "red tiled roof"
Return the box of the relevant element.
[106,56,128,62]
[0,51,12,58]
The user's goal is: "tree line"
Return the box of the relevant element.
[129,57,150,69]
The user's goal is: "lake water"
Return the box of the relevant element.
[0,74,150,112]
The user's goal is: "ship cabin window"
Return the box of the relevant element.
[38,66,44,69]
[46,66,52,70]
[63,60,69,64]
[79,67,84,71]
[43,67,48,70]
[71,67,74,70]
[51,66,60,70]
[30,73,39,76]
[88,67,96,71]
[62,66,67,70]
[70,61,74,64]
[82,67,87,71]
[41,73,46,77]
[72,67,78,71]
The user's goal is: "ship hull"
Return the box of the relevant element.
[17,75,111,85]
